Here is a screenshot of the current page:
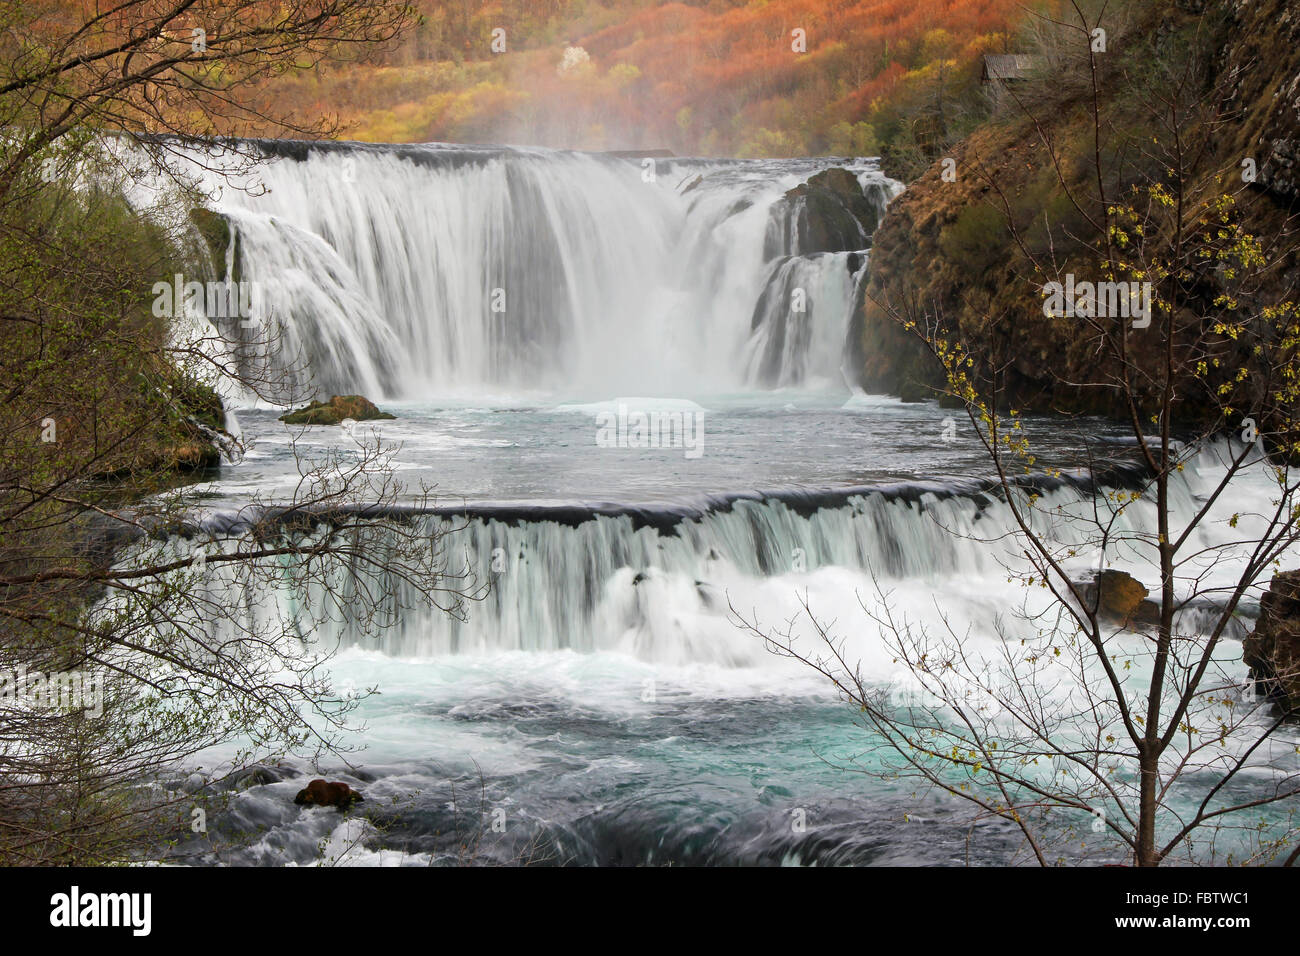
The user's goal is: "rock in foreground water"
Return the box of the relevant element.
[293,779,365,809]
[1077,569,1160,627]
[279,394,396,425]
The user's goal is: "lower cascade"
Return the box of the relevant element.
[186,446,1254,666]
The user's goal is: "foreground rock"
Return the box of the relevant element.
[1243,570,1300,718]
[279,394,396,426]
[229,763,294,791]
[293,779,364,809]
[1077,569,1160,627]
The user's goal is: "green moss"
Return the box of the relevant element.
[938,204,1007,278]
[280,395,397,425]
[190,207,240,284]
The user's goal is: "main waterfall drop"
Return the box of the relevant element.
[190,143,899,399]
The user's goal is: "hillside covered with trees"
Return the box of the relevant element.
[243,0,1045,166]
[853,0,1300,438]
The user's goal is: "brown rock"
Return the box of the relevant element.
[279,394,397,426]
[1243,570,1300,717]
[293,778,364,809]
[1079,570,1158,626]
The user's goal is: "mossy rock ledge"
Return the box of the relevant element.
[279,394,397,426]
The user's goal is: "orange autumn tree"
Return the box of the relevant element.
[235,0,1050,158]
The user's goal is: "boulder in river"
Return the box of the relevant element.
[230,763,292,791]
[1077,569,1160,627]
[293,779,364,809]
[1243,570,1300,718]
[279,394,396,426]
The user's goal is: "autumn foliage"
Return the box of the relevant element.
[248,0,1051,156]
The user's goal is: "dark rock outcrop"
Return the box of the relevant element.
[279,394,396,426]
[764,167,879,258]
[1243,570,1300,717]
[293,779,365,809]
[230,763,293,790]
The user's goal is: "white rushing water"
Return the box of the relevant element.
[172,143,896,400]
[107,140,1296,865]
[193,439,1271,666]
[149,429,1296,865]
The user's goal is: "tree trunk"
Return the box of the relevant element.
[1136,747,1161,865]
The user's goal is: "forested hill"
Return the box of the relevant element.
[245,0,1045,162]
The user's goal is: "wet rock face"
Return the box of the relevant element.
[1243,570,1300,718]
[231,763,294,790]
[279,394,396,425]
[764,168,880,258]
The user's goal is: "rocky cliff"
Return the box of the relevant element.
[1243,570,1300,717]
[850,0,1300,424]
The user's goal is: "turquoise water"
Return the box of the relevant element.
[156,394,1297,867]
[134,140,1297,866]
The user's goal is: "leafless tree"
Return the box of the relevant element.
[0,0,491,864]
[737,1,1300,866]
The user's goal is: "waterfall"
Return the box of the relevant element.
[744,252,868,387]
[174,143,898,399]
[98,136,1298,869]
[177,443,1270,668]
